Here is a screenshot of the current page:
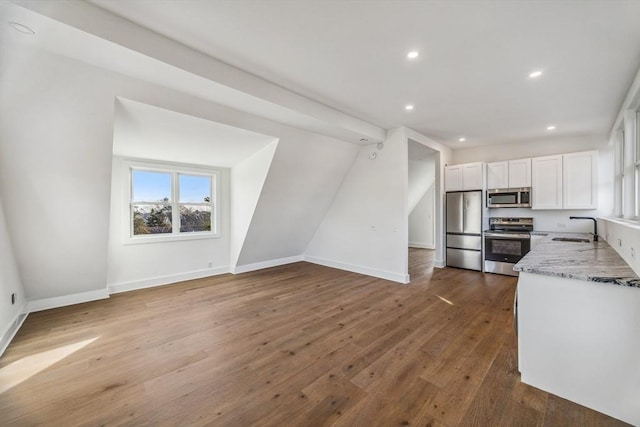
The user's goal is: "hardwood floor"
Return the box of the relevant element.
[0,248,629,426]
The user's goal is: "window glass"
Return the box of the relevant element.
[133,205,173,235]
[132,170,171,202]
[179,174,211,203]
[180,205,211,233]
[128,163,218,241]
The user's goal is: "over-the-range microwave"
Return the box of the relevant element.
[487,187,531,208]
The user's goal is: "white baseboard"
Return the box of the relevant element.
[232,255,304,274]
[108,266,231,294]
[0,303,28,357]
[409,242,435,249]
[434,258,445,268]
[304,255,409,284]
[28,288,110,313]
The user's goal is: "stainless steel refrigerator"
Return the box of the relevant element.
[446,191,482,271]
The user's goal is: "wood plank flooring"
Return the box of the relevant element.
[0,249,629,426]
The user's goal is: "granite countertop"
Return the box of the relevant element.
[514,232,640,287]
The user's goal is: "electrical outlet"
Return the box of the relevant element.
[370,226,376,232]
[632,247,635,259]
[11,293,16,305]
[557,222,567,229]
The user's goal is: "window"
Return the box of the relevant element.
[614,129,624,217]
[126,160,219,242]
[614,109,640,219]
[636,110,640,217]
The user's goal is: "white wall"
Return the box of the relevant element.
[305,128,409,282]
[107,158,232,293]
[598,219,640,277]
[0,41,360,305]
[0,46,116,304]
[453,136,614,233]
[409,185,436,249]
[237,135,358,267]
[0,197,27,355]
[408,157,436,213]
[230,142,279,267]
[452,135,606,164]
[408,156,436,249]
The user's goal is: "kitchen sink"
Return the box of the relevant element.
[552,237,590,243]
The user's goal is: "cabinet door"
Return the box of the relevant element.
[563,151,597,209]
[487,161,508,189]
[509,158,531,188]
[532,155,563,209]
[445,166,463,192]
[462,162,484,190]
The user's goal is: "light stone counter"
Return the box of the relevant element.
[513,232,640,287]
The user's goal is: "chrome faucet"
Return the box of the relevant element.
[569,216,598,241]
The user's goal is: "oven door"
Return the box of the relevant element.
[484,233,531,264]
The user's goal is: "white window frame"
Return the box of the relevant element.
[636,110,640,217]
[613,128,624,217]
[123,159,220,244]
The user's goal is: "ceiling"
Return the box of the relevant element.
[6,1,640,149]
[86,0,640,148]
[113,98,277,167]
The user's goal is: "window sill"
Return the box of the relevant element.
[600,217,640,230]
[124,232,221,245]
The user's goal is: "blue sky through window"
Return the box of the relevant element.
[132,170,171,202]
[179,174,211,203]
[132,170,212,203]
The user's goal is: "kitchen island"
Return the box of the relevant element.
[514,233,640,426]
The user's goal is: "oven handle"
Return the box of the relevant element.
[484,233,531,239]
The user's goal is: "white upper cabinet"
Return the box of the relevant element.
[445,162,484,191]
[532,155,563,209]
[563,151,598,209]
[445,165,463,192]
[486,161,508,189]
[531,151,597,210]
[486,158,531,189]
[508,158,532,188]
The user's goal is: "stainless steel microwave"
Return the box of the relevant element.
[487,188,531,208]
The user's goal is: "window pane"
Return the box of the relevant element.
[179,205,211,233]
[133,205,173,235]
[179,174,211,203]
[132,170,172,202]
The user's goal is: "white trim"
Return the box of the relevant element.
[409,242,435,249]
[28,289,110,313]
[433,259,446,268]
[0,303,28,357]
[108,266,231,294]
[304,255,410,284]
[232,256,304,274]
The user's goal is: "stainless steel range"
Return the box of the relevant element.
[484,217,533,276]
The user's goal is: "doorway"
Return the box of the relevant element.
[407,140,437,277]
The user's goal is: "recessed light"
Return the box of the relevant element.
[407,51,419,59]
[529,70,543,79]
[546,125,556,131]
[405,105,414,111]
[8,21,35,35]
[459,138,466,142]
